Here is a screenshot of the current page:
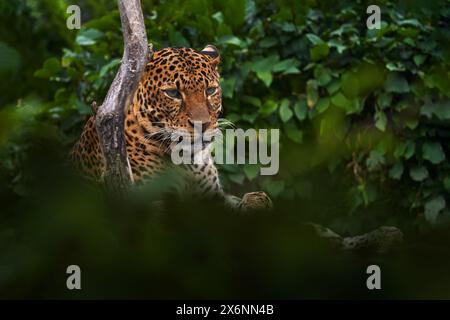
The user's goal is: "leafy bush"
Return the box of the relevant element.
[2,0,450,234]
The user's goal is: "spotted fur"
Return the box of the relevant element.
[72,45,230,199]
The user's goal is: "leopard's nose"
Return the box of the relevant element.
[188,119,210,132]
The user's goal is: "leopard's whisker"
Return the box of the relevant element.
[217,118,235,129]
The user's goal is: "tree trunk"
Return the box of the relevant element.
[95,0,152,195]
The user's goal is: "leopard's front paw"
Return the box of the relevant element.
[239,191,273,211]
[224,194,242,210]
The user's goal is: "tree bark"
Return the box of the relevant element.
[95,0,151,194]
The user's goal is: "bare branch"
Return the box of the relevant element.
[95,0,152,194]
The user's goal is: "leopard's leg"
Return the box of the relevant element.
[239,191,273,211]
[342,226,403,253]
[70,116,106,181]
[184,153,272,211]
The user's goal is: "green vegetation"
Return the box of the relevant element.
[1,0,450,298]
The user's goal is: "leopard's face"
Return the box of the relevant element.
[133,45,222,149]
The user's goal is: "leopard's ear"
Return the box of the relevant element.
[201,44,220,66]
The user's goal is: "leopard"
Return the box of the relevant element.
[70,45,403,250]
[71,45,272,210]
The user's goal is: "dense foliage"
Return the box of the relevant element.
[3,0,450,232]
[1,0,450,298]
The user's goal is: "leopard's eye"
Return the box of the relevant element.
[164,89,181,99]
[206,87,217,96]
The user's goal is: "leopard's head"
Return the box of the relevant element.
[132,45,222,150]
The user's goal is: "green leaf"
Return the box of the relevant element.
[331,92,351,109]
[74,97,90,115]
[256,71,273,87]
[398,19,423,28]
[250,55,279,72]
[243,165,260,181]
[284,122,303,143]
[347,99,362,114]
[42,58,60,74]
[394,142,407,159]
[0,41,21,72]
[217,35,246,48]
[54,88,68,103]
[422,142,446,164]
[259,37,277,48]
[330,23,358,37]
[421,101,450,120]
[377,92,392,109]
[424,196,446,224]
[423,68,450,95]
[403,37,415,46]
[444,177,450,192]
[281,66,301,75]
[328,39,347,54]
[326,80,341,95]
[366,150,385,171]
[225,113,240,123]
[221,76,236,98]
[241,113,258,123]
[33,57,61,79]
[314,65,332,86]
[419,101,433,119]
[310,43,330,61]
[294,100,308,121]
[228,173,245,185]
[316,97,330,114]
[279,99,293,123]
[375,111,387,132]
[340,72,359,99]
[306,80,318,108]
[389,162,404,180]
[410,166,429,182]
[76,28,104,46]
[212,11,224,23]
[266,180,285,197]
[306,33,323,45]
[280,22,296,32]
[169,30,190,47]
[384,73,410,93]
[260,100,278,116]
[413,54,426,66]
[386,62,405,72]
[222,0,245,29]
[273,58,300,73]
[404,141,416,159]
[405,117,419,129]
[242,95,261,107]
[219,164,240,173]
